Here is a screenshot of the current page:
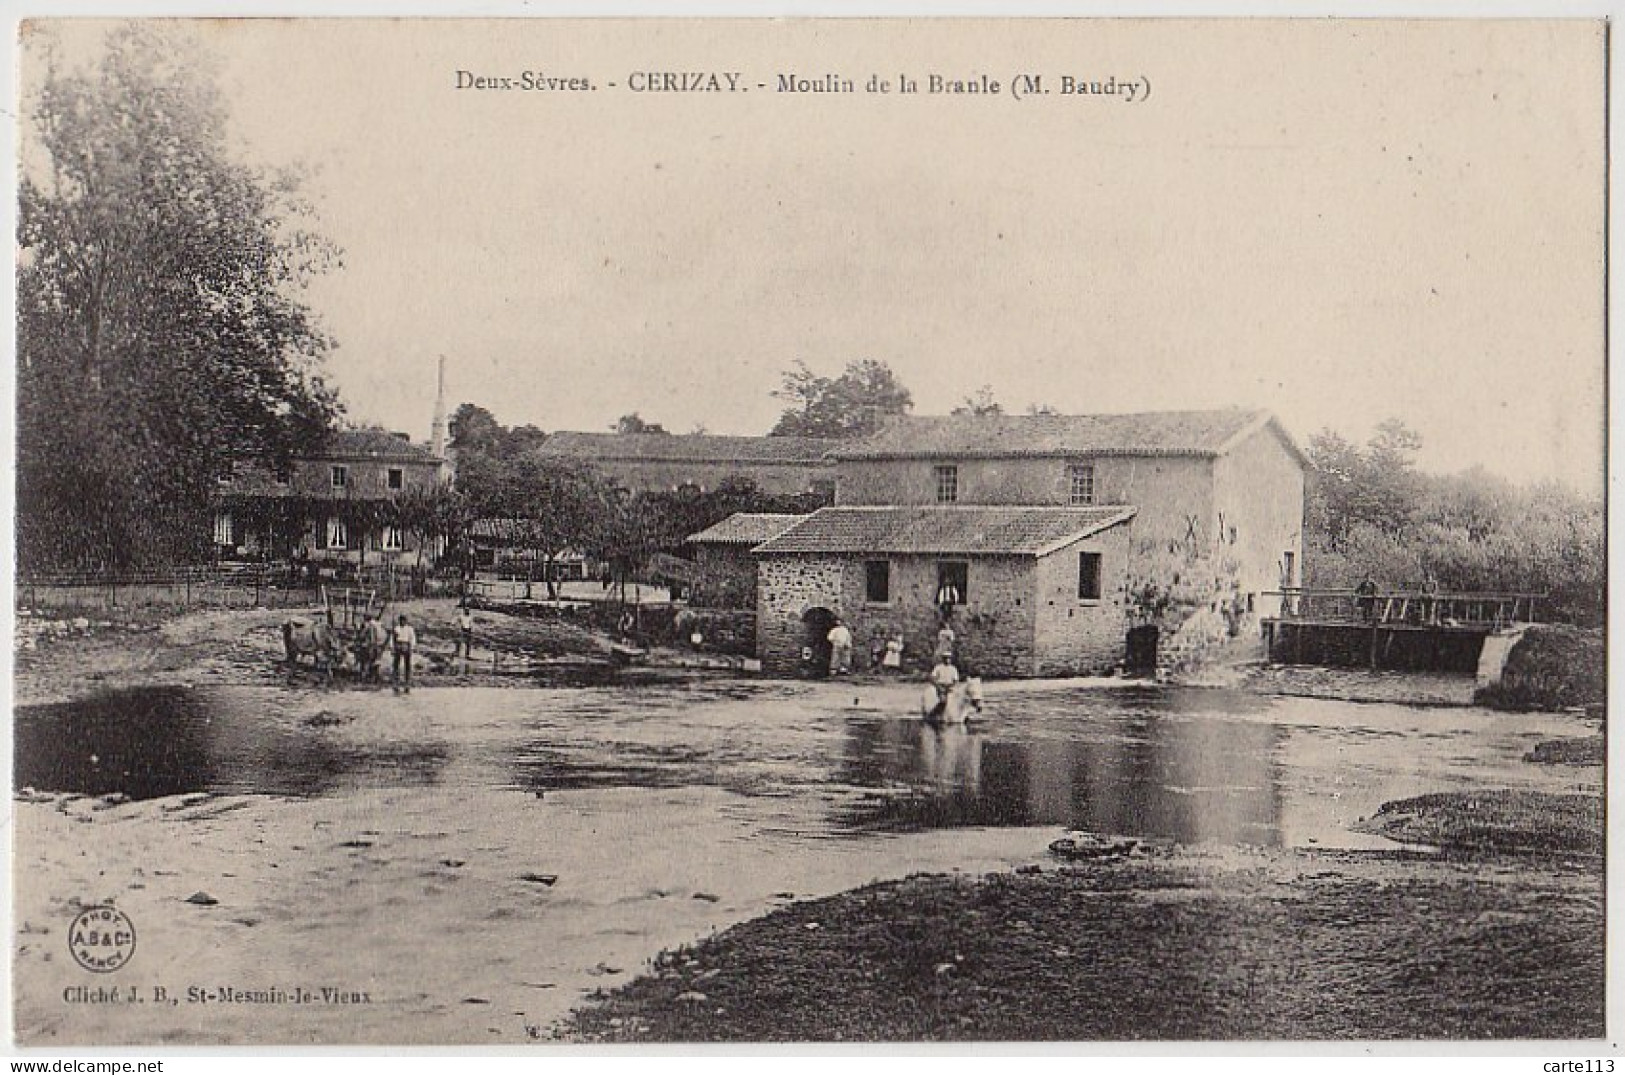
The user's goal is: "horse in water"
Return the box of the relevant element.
[282,617,347,682]
[919,678,985,725]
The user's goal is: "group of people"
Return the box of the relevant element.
[330,604,478,693]
[344,611,420,692]
[822,619,905,676]
[819,610,980,718]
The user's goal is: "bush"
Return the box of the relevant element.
[1475,625,1605,713]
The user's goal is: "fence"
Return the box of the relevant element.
[1267,588,1543,628]
[18,566,318,615]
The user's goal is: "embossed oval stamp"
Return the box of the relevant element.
[68,906,136,973]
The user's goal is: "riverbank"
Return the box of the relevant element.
[12,600,630,707]
[16,603,1546,713]
[564,808,1604,1042]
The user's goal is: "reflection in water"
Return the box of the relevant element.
[836,715,1285,846]
[17,679,1564,852]
[15,687,449,801]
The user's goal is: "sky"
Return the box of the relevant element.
[23,18,1608,494]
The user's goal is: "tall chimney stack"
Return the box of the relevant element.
[430,355,448,460]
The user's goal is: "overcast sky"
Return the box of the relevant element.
[27,19,1607,494]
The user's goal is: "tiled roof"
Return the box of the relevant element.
[538,432,837,464]
[833,408,1301,463]
[687,513,809,546]
[753,506,1136,557]
[319,428,441,462]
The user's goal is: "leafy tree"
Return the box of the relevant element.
[768,359,913,438]
[463,455,615,599]
[394,483,471,572]
[449,404,548,462]
[448,403,506,462]
[613,413,670,435]
[1302,418,1603,626]
[18,25,341,572]
[953,385,1004,417]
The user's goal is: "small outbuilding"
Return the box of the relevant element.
[752,505,1137,677]
[686,513,808,609]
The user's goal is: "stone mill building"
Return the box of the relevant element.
[747,408,1307,678]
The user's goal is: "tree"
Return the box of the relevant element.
[768,359,913,438]
[448,403,505,462]
[953,385,1004,417]
[613,412,670,435]
[1305,420,1423,551]
[394,483,471,572]
[464,456,614,600]
[18,25,341,572]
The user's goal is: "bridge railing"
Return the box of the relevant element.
[1266,588,1542,627]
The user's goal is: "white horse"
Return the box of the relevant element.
[919,678,985,724]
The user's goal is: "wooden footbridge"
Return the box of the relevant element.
[1261,589,1542,673]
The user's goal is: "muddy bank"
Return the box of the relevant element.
[564,844,1603,1042]
[1352,790,1603,856]
[13,601,628,707]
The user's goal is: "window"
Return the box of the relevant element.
[1078,552,1102,601]
[216,460,235,485]
[273,464,291,486]
[213,512,234,547]
[326,517,348,550]
[1281,550,1297,587]
[1067,463,1095,506]
[330,465,348,489]
[387,468,404,491]
[936,561,968,606]
[864,560,891,603]
[382,525,404,551]
[934,465,959,504]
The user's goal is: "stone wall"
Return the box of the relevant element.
[1031,525,1135,676]
[755,552,1041,677]
[690,545,757,609]
[756,555,846,674]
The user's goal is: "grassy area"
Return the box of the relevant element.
[1475,625,1605,713]
[563,845,1603,1042]
[1352,790,1603,856]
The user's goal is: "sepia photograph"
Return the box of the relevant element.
[8,15,1608,1049]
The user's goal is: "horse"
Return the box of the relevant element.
[282,618,347,682]
[919,678,985,725]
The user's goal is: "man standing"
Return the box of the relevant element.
[391,613,417,693]
[456,604,475,659]
[360,612,389,683]
[826,617,854,676]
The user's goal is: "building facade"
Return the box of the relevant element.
[752,408,1306,678]
[536,432,837,496]
[212,428,449,566]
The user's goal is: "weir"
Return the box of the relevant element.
[1260,588,1541,673]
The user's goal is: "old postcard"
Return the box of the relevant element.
[9,15,1607,1050]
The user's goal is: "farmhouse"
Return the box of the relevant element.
[211,428,449,567]
[536,432,837,497]
[753,407,1306,678]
